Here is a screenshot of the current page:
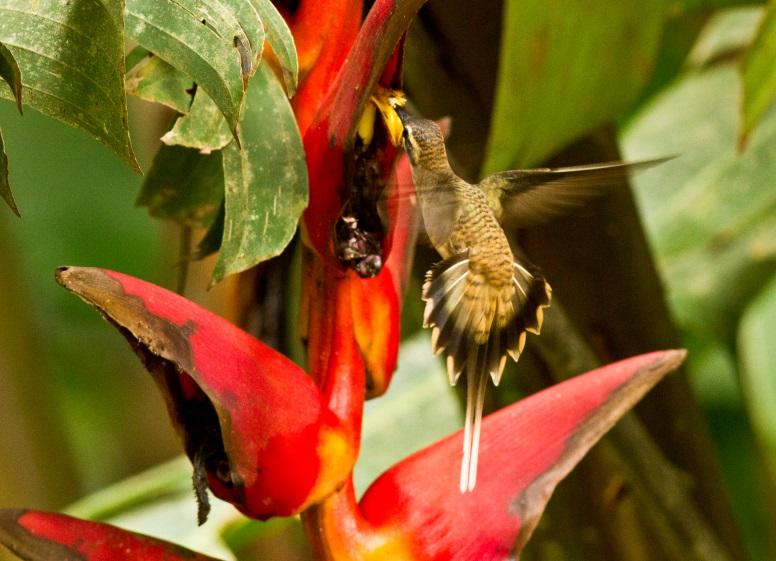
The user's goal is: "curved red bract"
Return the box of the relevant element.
[0,510,221,561]
[304,351,684,561]
[56,267,357,520]
[289,0,363,137]
[297,1,423,406]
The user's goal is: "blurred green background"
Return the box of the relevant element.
[0,97,178,506]
[1,2,776,561]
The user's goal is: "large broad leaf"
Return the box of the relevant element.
[689,7,764,68]
[0,0,138,170]
[483,0,663,171]
[212,63,307,283]
[137,145,224,227]
[124,0,256,136]
[623,62,776,341]
[624,22,776,557]
[738,273,776,483]
[740,1,776,147]
[0,509,223,561]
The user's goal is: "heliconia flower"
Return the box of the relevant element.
[54,266,359,522]
[297,0,426,398]
[0,509,222,561]
[300,0,417,259]
[303,350,686,561]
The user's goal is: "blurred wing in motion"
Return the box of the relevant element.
[478,157,671,226]
[383,157,671,236]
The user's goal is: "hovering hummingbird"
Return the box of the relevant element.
[396,107,666,492]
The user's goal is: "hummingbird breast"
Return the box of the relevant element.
[447,184,516,340]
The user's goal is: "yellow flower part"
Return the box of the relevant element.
[357,102,378,146]
[356,87,407,147]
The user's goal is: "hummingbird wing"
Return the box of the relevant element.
[417,182,463,254]
[477,157,670,226]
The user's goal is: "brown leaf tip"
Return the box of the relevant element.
[0,509,84,561]
[648,348,687,374]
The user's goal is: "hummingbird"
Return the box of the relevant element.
[396,107,666,492]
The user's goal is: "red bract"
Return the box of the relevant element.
[54,266,357,521]
[288,0,363,137]
[0,510,222,561]
[298,0,425,398]
[304,351,686,561]
[301,0,420,258]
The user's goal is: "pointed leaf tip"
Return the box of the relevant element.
[0,41,23,113]
[252,0,298,97]
[1,128,20,217]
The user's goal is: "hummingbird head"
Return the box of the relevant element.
[396,109,447,170]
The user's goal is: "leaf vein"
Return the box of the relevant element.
[0,40,123,112]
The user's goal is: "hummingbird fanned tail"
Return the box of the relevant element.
[422,252,552,491]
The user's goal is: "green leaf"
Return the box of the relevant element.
[126,49,194,114]
[0,40,22,113]
[137,145,224,227]
[249,0,298,96]
[483,0,663,171]
[687,7,763,69]
[0,127,19,216]
[161,89,233,151]
[66,456,192,521]
[624,62,776,342]
[124,0,254,134]
[212,63,307,284]
[0,0,138,171]
[740,0,776,147]
[738,272,776,482]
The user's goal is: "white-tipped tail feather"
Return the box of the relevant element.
[422,252,551,492]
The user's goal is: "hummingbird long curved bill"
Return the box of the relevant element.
[394,106,668,493]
